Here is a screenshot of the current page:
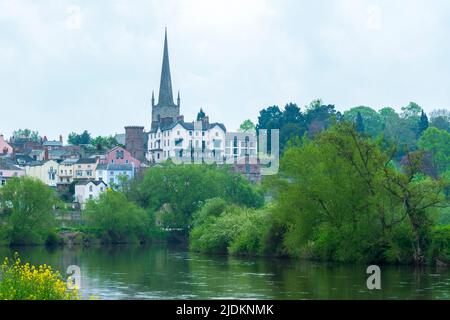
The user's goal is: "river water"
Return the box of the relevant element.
[1,244,449,300]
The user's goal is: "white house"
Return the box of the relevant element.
[24,159,59,187]
[147,117,226,164]
[74,180,107,209]
[96,163,134,189]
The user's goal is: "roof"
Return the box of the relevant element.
[76,180,107,186]
[0,160,24,171]
[76,158,97,164]
[61,158,79,165]
[43,141,63,147]
[149,120,226,133]
[96,163,133,171]
[15,154,34,163]
[29,149,44,156]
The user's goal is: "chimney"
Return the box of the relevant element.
[44,147,49,160]
[59,134,63,143]
[177,115,184,122]
[203,116,209,124]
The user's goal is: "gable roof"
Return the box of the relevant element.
[0,160,24,171]
[149,120,226,133]
[76,158,97,164]
[76,179,107,186]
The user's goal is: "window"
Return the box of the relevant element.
[125,160,129,164]
[215,132,219,137]
[177,130,180,135]
[189,131,192,136]
[116,150,124,159]
[86,170,92,176]
[195,131,199,136]
[76,170,83,176]
[89,185,93,192]
[89,195,93,200]
[202,131,205,137]
[0,172,3,176]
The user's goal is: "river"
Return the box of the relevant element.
[1,244,449,300]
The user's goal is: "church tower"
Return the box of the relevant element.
[151,28,180,129]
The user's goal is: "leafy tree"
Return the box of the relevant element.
[344,106,382,137]
[130,163,264,228]
[85,191,154,243]
[282,103,302,125]
[355,112,365,133]
[12,129,40,143]
[431,116,450,133]
[268,123,447,264]
[0,177,57,245]
[418,110,429,137]
[304,100,337,137]
[91,135,119,151]
[418,127,450,175]
[68,130,92,145]
[238,119,256,133]
[429,110,450,133]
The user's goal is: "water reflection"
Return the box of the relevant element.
[0,245,449,300]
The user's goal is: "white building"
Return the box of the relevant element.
[74,180,107,209]
[96,163,134,189]
[24,160,59,187]
[147,117,227,164]
[57,158,78,185]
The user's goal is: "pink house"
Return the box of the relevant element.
[101,146,141,168]
[0,161,25,186]
[0,134,13,155]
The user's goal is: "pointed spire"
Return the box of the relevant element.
[157,27,175,106]
[177,90,180,107]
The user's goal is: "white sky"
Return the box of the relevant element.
[1,0,449,140]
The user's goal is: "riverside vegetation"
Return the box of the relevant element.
[0,102,449,268]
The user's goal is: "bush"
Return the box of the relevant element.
[427,226,450,264]
[85,191,157,244]
[0,177,57,245]
[190,201,271,256]
[0,254,80,300]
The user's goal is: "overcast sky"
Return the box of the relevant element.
[1,0,449,140]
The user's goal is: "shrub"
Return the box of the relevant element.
[0,254,80,300]
[427,226,450,264]
[85,191,155,244]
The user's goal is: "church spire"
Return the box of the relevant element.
[158,27,175,106]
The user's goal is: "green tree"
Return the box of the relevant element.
[68,130,92,145]
[418,110,429,137]
[12,129,40,143]
[418,127,450,175]
[355,112,365,133]
[343,106,382,137]
[130,163,264,228]
[239,119,256,133]
[268,123,447,264]
[0,177,57,245]
[85,191,153,243]
[91,135,119,151]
